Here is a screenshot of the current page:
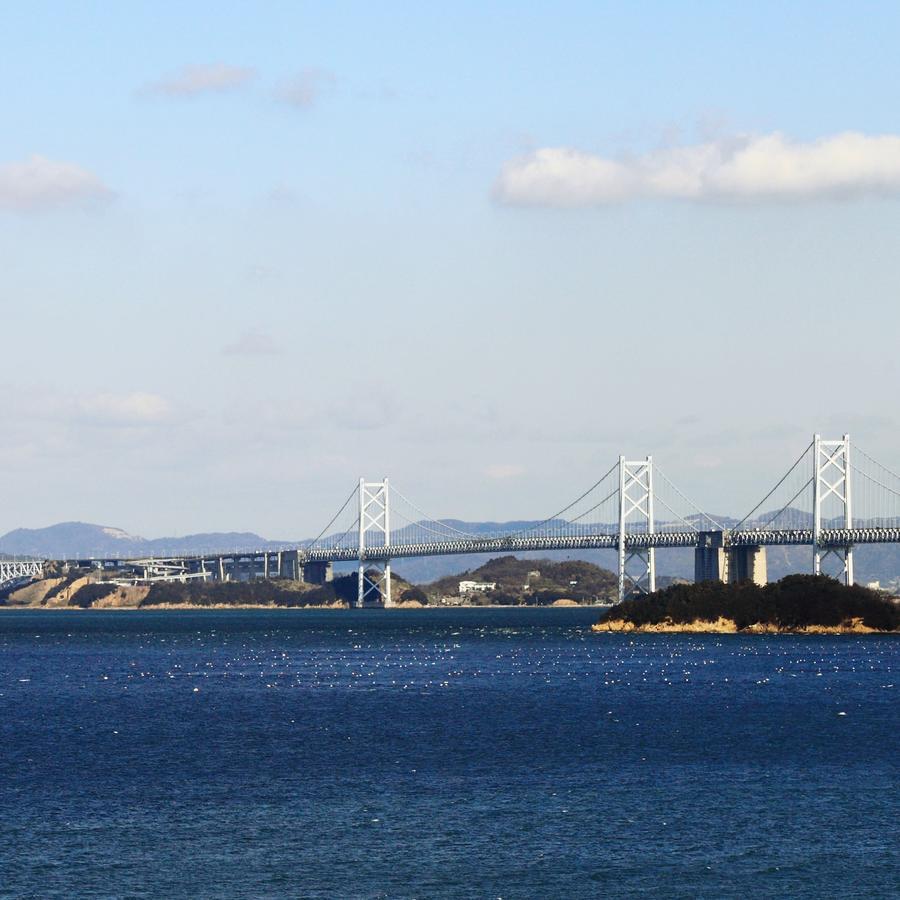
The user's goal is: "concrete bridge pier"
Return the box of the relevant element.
[694,531,767,586]
[302,560,333,584]
[277,550,302,581]
[694,531,727,583]
[729,545,767,584]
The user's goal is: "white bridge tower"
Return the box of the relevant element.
[813,434,854,585]
[618,456,656,601]
[358,477,392,607]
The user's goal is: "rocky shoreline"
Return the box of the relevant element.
[592,616,895,635]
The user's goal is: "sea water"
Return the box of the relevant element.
[0,607,896,898]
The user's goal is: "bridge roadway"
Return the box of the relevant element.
[99,526,900,569]
[306,527,900,562]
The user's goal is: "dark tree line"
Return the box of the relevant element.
[599,575,900,631]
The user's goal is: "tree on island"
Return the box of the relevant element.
[598,574,900,632]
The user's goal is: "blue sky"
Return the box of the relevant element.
[2,2,900,537]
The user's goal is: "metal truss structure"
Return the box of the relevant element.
[813,434,854,585]
[618,456,656,600]
[123,558,212,583]
[358,478,392,607]
[0,560,43,588]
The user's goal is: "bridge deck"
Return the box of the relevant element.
[46,526,900,568]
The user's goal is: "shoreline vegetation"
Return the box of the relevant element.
[593,575,900,634]
[4,561,899,633]
[0,556,618,610]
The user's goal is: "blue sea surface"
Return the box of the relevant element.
[0,607,897,899]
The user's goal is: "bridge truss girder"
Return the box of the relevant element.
[0,560,44,589]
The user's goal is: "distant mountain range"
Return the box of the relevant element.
[0,522,293,559]
[3,519,899,586]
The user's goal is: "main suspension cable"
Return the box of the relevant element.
[307,485,360,547]
[655,466,724,531]
[757,477,813,530]
[732,439,814,531]
[510,460,619,537]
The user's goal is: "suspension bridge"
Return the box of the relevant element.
[7,433,900,606]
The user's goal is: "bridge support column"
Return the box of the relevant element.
[695,532,768,585]
[278,550,302,581]
[357,477,393,608]
[302,560,332,584]
[695,531,727,582]
[618,456,655,601]
[814,434,854,585]
[728,545,767,585]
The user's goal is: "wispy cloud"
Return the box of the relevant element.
[485,464,526,479]
[146,63,256,97]
[279,68,336,109]
[494,132,900,206]
[77,392,172,426]
[329,394,397,431]
[0,155,112,212]
[223,331,282,356]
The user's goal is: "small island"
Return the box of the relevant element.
[593,575,900,634]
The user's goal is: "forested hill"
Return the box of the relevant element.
[419,556,618,604]
[595,575,900,633]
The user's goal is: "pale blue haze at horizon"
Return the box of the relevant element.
[1,1,899,538]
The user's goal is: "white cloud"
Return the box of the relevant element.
[78,392,172,425]
[147,63,256,97]
[279,68,335,108]
[223,331,281,356]
[493,132,900,206]
[329,394,397,432]
[485,464,526,479]
[0,155,112,212]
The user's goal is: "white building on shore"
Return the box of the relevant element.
[458,580,496,595]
